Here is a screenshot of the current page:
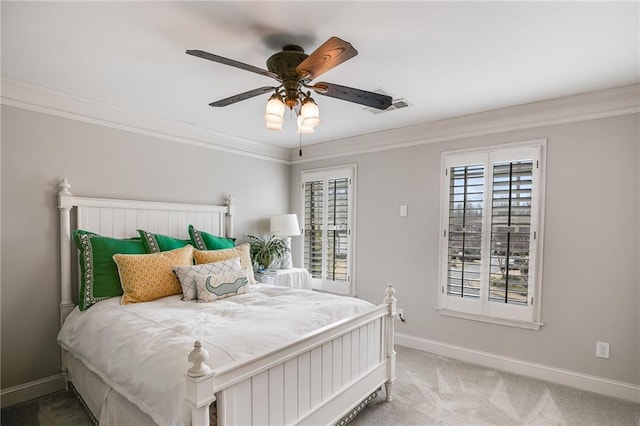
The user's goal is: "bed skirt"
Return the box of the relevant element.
[68,352,377,426]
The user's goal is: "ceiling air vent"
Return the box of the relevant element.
[364,90,410,114]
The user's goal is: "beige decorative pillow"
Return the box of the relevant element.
[113,245,194,304]
[193,243,256,285]
[194,270,248,302]
[173,257,242,301]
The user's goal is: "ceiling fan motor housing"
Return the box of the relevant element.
[266,45,308,81]
[267,45,310,109]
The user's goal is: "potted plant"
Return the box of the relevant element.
[247,233,289,271]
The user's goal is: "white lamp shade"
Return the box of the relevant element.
[300,100,320,128]
[265,96,285,117]
[265,118,283,130]
[264,113,284,125]
[296,115,315,134]
[270,214,301,237]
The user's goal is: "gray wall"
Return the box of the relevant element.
[290,114,640,386]
[2,105,638,393]
[0,105,290,389]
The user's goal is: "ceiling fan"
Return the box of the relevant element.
[186,36,393,132]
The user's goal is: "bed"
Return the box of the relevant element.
[56,179,397,426]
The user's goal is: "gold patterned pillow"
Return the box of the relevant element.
[113,245,194,304]
[193,243,256,285]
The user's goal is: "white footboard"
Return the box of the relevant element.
[186,285,397,426]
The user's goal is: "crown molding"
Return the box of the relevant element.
[2,79,637,166]
[289,83,640,164]
[0,78,291,164]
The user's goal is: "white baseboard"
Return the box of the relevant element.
[1,374,66,409]
[396,333,640,404]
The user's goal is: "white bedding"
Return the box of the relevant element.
[57,285,374,425]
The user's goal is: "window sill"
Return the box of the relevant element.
[436,307,543,330]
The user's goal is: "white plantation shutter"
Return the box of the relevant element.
[304,180,323,279]
[447,164,484,299]
[302,166,356,295]
[439,142,545,328]
[326,177,349,283]
[489,160,533,306]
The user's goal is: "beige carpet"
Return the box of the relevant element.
[350,346,639,426]
[1,345,638,425]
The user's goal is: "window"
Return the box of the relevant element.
[301,165,356,295]
[437,141,546,329]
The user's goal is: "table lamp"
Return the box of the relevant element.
[270,214,301,268]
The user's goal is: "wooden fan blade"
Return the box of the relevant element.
[313,82,392,110]
[295,37,358,81]
[209,86,277,107]
[186,50,280,80]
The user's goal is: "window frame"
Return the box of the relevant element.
[436,140,546,330]
[301,164,357,296]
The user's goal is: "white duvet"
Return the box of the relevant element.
[57,285,374,425]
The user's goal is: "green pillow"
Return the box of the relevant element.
[137,229,191,253]
[73,230,146,311]
[188,224,235,250]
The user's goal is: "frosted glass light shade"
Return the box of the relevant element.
[270,214,301,237]
[300,99,320,128]
[296,115,315,134]
[265,95,285,126]
[265,120,283,130]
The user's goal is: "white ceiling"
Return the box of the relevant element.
[2,1,638,150]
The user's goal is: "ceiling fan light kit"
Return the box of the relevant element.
[186,36,393,134]
[296,115,315,134]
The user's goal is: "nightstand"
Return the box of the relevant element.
[255,268,312,289]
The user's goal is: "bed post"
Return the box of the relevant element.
[383,284,397,402]
[58,179,75,388]
[58,179,75,325]
[186,341,216,426]
[226,194,234,238]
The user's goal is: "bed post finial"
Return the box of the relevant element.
[384,283,396,304]
[58,178,72,196]
[187,341,211,378]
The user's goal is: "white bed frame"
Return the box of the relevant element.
[57,179,397,426]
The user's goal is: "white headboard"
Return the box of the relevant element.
[56,178,234,323]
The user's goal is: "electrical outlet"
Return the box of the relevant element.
[596,341,610,359]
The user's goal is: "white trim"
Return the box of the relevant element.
[289,84,640,163]
[2,78,637,165]
[435,307,543,330]
[1,78,290,164]
[0,374,66,408]
[396,333,640,404]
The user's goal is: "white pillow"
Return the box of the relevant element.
[173,257,241,300]
[194,269,248,302]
